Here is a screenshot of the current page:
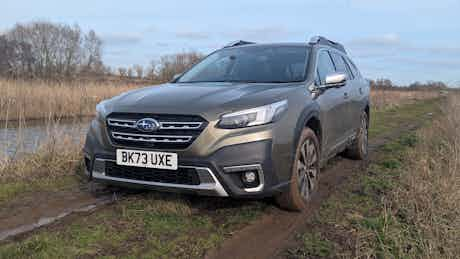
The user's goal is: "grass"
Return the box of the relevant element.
[0,134,84,203]
[370,88,440,110]
[288,94,459,258]
[0,192,268,258]
[287,233,335,258]
[369,97,441,137]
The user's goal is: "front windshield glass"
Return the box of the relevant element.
[177,45,309,83]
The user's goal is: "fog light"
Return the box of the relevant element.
[242,171,257,184]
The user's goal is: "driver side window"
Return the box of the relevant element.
[316,51,335,85]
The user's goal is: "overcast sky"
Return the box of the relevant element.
[2,0,460,85]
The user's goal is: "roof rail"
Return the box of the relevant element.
[309,36,346,54]
[223,40,255,48]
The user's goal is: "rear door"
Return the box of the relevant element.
[344,56,367,129]
[314,50,349,155]
[330,52,355,138]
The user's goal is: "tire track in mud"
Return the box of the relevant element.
[205,119,428,259]
[0,184,120,242]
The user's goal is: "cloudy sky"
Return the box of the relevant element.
[2,0,460,85]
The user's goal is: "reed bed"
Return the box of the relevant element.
[371,88,440,110]
[0,79,142,122]
[0,79,145,184]
[0,79,441,121]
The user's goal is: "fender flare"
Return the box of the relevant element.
[293,103,321,154]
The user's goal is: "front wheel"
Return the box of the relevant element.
[276,128,320,211]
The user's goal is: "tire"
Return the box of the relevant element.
[276,127,320,211]
[345,112,368,160]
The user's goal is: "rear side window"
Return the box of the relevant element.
[342,57,354,80]
[316,51,335,85]
[344,57,361,78]
[330,52,351,79]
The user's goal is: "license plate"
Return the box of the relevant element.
[116,149,178,170]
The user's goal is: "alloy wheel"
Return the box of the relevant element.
[296,138,318,201]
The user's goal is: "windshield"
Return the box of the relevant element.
[177,45,309,83]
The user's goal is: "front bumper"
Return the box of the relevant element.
[90,158,229,196]
[83,117,295,198]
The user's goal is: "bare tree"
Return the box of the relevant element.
[127,67,133,78]
[118,67,127,78]
[0,35,34,77]
[145,61,157,81]
[133,64,144,79]
[4,21,103,79]
[83,29,103,74]
[156,52,203,82]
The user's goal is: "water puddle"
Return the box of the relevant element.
[0,118,92,158]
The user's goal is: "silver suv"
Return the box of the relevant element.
[83,36,370,211]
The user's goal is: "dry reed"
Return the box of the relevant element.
[392,94,460,258]
[0,79,142,121]
[371,89,440,110]
[358,94,460,258]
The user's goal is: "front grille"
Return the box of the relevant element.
[106,113,207,149]
[105,161,201,185]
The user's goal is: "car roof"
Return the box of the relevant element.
[224,42,347,55]
[224,42,310,49]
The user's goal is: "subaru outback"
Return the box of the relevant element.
[83,36,370,211]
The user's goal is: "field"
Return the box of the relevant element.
[0,80,456,259]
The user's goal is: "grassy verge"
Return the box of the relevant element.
[286,96,458,258]
[369,97,440,137]
[0,135,83,203]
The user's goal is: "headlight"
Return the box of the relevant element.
[95,102,107,122]
[217,100,288,129]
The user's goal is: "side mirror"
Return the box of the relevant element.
[324,73,347,87]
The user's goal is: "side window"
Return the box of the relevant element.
[316,51,335,85]
[345,57,361,79]
[342,57,354,80]
[330,52,348,75]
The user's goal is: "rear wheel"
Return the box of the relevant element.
[345,112,368,160]
[276,128,320,211]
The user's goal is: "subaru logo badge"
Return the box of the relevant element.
[136,118,160,132]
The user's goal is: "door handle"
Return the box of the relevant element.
[344,92,349,99]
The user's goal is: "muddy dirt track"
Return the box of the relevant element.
[0,113,431,257]
[205,120,426,259]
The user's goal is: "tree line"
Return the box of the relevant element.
[116,52,203,82]
[370,78,448,90]
[0,21,203,82]
[0,21,103,79]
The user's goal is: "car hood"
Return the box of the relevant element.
[103,82,302,120]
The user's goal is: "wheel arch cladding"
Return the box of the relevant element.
[365,104,370,123]
[293,107,321,154]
